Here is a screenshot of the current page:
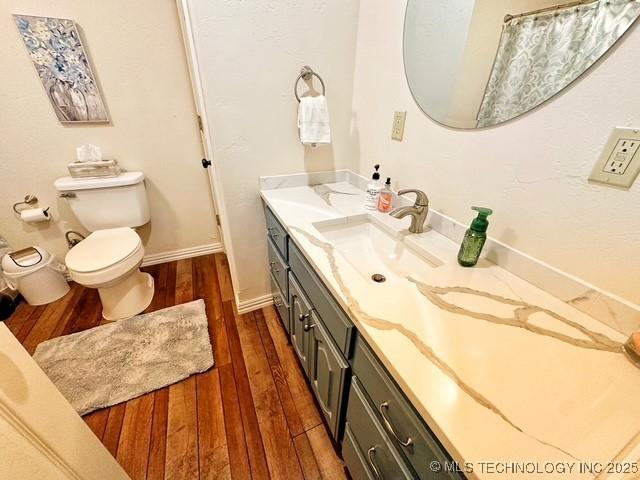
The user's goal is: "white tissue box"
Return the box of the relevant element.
[67,159,121,179]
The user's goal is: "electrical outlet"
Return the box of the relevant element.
[602,138,639,174]
[589,128,640,188]
[391,111,406,141]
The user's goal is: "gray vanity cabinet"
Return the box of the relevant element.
[265,205,290,333]
[352,336,463,479]
[346,378,414,479]
[288,273,312,367]
[265,206,288,259]
[307,316,349,437]
[267,239,288,300]
[265,202,350,439]
[262,204,462,479]
[288,269,349,439]
[270,275,289,334]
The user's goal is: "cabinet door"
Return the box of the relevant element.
[308,315,349,438]
[289,274,312,370]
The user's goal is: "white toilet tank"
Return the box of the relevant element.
[54,172,150,231]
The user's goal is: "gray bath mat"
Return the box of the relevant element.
[33,299,214,415]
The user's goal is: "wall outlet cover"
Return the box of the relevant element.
[391,111,407,141]
[589,128,640,188]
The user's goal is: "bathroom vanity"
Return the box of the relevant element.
[261,172,640,480]
[266,204,458,479]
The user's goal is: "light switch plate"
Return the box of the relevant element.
[391,111,406,141]
[589,128,640,188]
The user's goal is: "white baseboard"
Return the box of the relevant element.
[142,243,224,267]
[236,293,274,315]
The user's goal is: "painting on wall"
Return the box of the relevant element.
[13,14,108,123]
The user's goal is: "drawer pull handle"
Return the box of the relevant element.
[273,296,283,308]
[270,262,281,273]
[303,323,315,332]
[379,402,413,447]
[298,312,310,322]
[367,447,383,480]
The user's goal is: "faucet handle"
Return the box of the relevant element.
[397,189,429,207]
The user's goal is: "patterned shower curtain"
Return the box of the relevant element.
[477,0,640,128]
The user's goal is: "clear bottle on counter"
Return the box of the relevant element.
[364,164,382,210]
[377,177,393,213]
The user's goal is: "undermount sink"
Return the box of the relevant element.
[313,215,443,283]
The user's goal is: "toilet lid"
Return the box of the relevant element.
[66,228,141,273]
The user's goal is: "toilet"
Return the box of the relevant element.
[54,172,154,320]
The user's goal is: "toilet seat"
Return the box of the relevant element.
[66,228,144,288]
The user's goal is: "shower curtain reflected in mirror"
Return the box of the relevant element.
[477,0,640,128]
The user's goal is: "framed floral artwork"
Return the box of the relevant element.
[13,14,108,123]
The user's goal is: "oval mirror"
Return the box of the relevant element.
[404,0,640,129]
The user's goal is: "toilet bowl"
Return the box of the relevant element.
[66,227,154,320]
[55,171,153,320]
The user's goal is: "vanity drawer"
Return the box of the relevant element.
[264,206,288,260]
[270,274,289,334]
[342,424,375,480]
[345,378,414,480]
[353,336,459,480]
[267,238,288,299]
[288,239,354,356]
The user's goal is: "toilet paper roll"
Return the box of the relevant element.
[20,207,50,223]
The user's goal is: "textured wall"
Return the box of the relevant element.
[0,0,218,263]
[187,0,361,303]
[352,1,640,305]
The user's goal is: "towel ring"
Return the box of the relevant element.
[294,65,326,102]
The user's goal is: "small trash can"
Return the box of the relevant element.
[0,236,19,320]
[1,246,70,306]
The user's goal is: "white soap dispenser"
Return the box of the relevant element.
[364,164,382,210]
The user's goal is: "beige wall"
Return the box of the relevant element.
[352,0,640,305]
[187,0,361,304]
[0,0,218,263]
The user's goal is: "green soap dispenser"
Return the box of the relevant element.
[457,207,493,267]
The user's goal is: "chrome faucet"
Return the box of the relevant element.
[389,189,429,234]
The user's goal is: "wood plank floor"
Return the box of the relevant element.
[5,253,347,480]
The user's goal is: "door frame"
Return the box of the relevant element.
[0,324,130,479]
[0,401,83,479]
[175,0,240,296]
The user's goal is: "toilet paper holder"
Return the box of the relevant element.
[12,194,38,214]
[12,194,50,222]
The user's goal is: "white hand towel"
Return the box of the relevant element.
[297,95,331,147]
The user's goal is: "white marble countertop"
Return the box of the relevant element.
[261,180,640,480]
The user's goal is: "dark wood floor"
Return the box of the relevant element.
[5,253,347,480]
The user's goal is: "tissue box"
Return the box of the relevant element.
[67,159,121,179]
